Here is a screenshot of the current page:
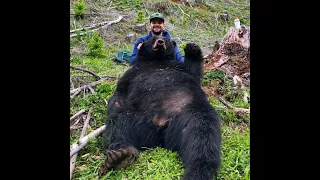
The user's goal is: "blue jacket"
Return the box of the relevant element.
[130,30,185,65]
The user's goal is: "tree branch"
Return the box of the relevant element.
[70,109,86,122]
[70,78,75,90]
[70,15,123,37]
[70,65,101,80]
[70,77,115,99]
[177,5,191,17]
[70,107,93,179]
[70,125,106,157]
[217,97,250,123]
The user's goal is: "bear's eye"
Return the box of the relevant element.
[171,40,177,46]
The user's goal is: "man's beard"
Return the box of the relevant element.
[151,28,162,35]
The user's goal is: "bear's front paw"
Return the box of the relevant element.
[184,43,202,57]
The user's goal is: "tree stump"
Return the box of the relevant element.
[204,26,250,87]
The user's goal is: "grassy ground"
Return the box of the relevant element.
[70,0,250,179]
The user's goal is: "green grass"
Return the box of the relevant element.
[70,0,250,179]
[217,125,250,180]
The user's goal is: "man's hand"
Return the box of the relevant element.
[137,43,143,50]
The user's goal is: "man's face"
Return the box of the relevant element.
[150,18,165,35]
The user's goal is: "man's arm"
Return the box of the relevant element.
[174,45,185,62]
[130,40,140,65]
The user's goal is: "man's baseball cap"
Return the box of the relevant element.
[149,13,164,22]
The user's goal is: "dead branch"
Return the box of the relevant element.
[101,15,123,28]
[142,2,150,17]
[177,5,190,17]
[70,107,93,179]
[70,78,75,90]
[70,15,122,33]
[88,86,95,94]
[70,89,82,99]
[70,125,106,157]
[218,97,250,123]
[234,107,250,114]
[70,74,117,78]
[70,65,101,80]
[218,97,232,109]
[70,77,114,99]
[70,15,123,37]
[70,109,86,122]
[92,16,98,24]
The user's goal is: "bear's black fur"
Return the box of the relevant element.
[101,36,221,180]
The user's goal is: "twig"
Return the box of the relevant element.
[70,107,93,179]
[70,125,106,157]
[70,78,75,90]
[92,16,98,24]
[70,89,82,99]
[177,5,190,17]
[217,97,250,123]
[142,2,150,17]
[70,77,114,99]
[70,121,81,130]
[71,78,109,94]
[70,74,117,78]
[70,109,86,122]
[234,107,250,114]
[218,97,233,109]
[70,65,101,80]
[88,86,95,94]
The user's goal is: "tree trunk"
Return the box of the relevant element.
[204,26,250,87]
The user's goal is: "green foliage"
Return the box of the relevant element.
[135,10,145,23]
[217,126,250,180]
[74,0,87,19]
[135,0,142,9]
[169,17,176,24]
[205,70,226,80]
[117,0,136,11]
[100,147,184,179]
[86,32,106,58]
[178,42,187,55]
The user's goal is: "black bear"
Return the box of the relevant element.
[101,36,221,180]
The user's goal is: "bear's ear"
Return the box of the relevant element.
[171,40,177,47]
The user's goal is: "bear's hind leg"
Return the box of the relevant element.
[100,111,159,175]
[100,112,140,174]
[165,110,221,180]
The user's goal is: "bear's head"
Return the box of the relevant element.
[137,36,177,65]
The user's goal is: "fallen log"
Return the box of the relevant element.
[70,125,106,157]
